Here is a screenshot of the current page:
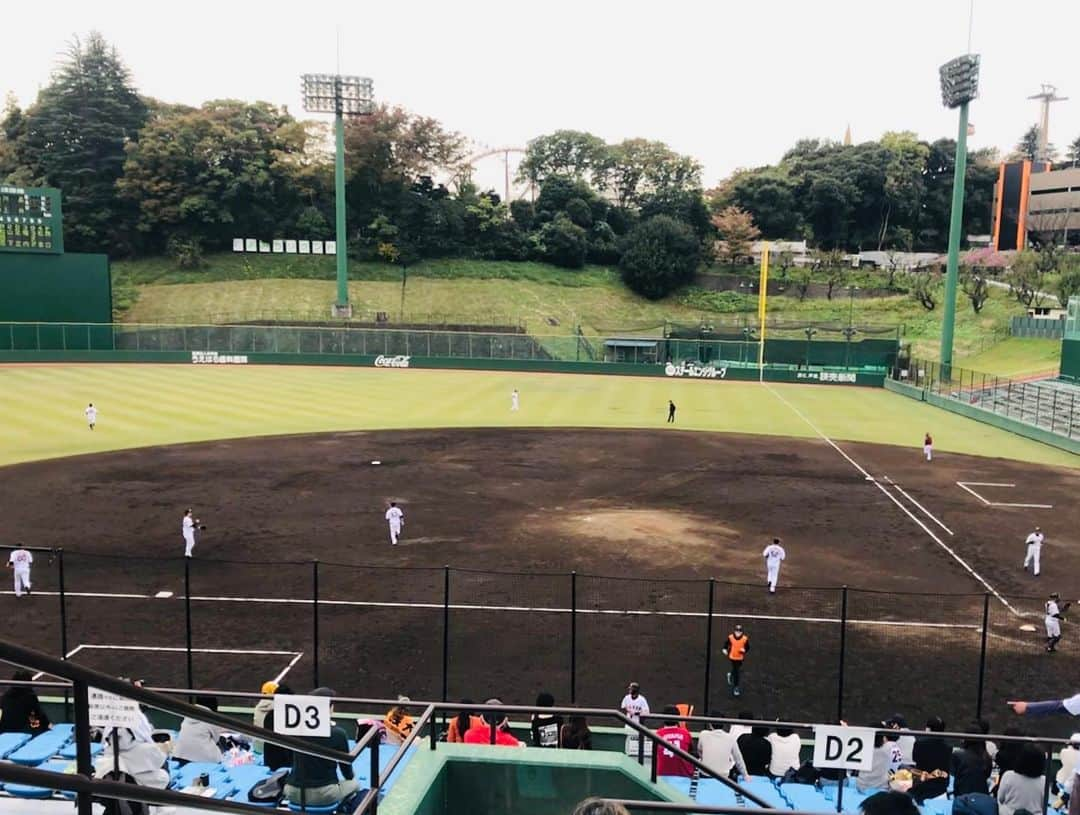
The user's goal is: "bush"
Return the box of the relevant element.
[166,235,205,269]
[509,199,535,231]
[565,197,593,228]
[537,215,589,269]
[618,215,701,300]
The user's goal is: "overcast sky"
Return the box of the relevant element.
[4,0,1079,195]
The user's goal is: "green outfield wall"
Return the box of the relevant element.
[0,254,111,323]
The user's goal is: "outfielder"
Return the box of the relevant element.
[386,501,404,545]
[85,403,97,430]
[511,389,519,412]
[763,538,786,593]
[7,546,33,597]
[1024,527,1045,576]
[1045,593,1070,653]
[182,508,199,558]
[923,432,933,462]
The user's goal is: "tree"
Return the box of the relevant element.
[638,187,713,243]
[959,266,990,313]
[1068,135,1080,168]
[711,206,760,265]
[1012,125,1041,161]
[535,215,588,268]
[811,249,848,299]
[911,268,942,311]
[11,33,148,253]
[1056,258,1080,308]
[792,266,813,302]
[713,168,800,238]
[774,250,795,280]
[878,132,928,250]
[517,130,607,187]
[1007,250,1051,308]
[618,215,701,300]
[602,138,701,208]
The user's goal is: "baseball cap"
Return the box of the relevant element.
[261,681,279,695]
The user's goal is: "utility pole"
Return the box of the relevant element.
[1027,84,1068,164]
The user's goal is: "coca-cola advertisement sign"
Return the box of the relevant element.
[374,355,411,368]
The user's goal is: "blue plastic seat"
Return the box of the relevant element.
[58,740,103,759]
[0,732,32,759]
[8,727,74,766]
[696,779,741,807]
[741,777,790,809]
[782,783,835,813]
[659,775,693,795]
[4,758,75,799]
[286,800,340,813]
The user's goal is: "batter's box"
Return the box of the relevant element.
[955,481,1053,510]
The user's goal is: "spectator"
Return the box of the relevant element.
[885,714,915,766]
[463,699,522,747]
[530,692,563,748]
[767,725,801,778]
[860,791,920,815]
[1056,733,1080,792]
[698,713,749,781]
[284,687,358,808]
[261,683,295,771]
[738,724,772,776]
[978,718,998,761]
[857,731,895,793]
[620,683,650,725]
[384,698,415,745]
[173,696,223,766]
[997,743,1047,815]
[252,680,277,754]
[0,671,51,735]
[560,715,593,750]
[951,723,993,796]
[729,710,755,742]
[572,799,631,815]
[655,706,694,777]
[881,723,903,772]
[911,717,951,801]
[993,727,1025,786]
[96,679,167,790]
[446,699,483,744]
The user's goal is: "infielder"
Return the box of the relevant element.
[182,508,200,558]
[1045,592,1070,653]
[763,538,786,593]
[386,501,404,545]
[923,432,933,461]
[511,389,519,412]
[7,546,33,597]
[1024,527,1045,577]
[85,403,97,430]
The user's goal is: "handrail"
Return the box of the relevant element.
[353,703,438,815]
[609,801,819,814]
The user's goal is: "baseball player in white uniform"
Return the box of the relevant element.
[1045,593,1070,652]
[763,538,786,593]
[511,389,519,411]
[85,403,97,430]
[385,502,404,545]
[1024,527,1045,576]
[7,546,33,597]
[182,508,199,557]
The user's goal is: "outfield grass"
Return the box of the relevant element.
[0,365,1074,469]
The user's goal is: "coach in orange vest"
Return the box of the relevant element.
[723,624,749,697]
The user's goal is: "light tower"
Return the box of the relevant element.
[937,53,980,378]
[1027,84,1068,164]
[301,73,375,318]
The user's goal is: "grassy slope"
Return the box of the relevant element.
[115,255,1046,372]
[0,365,1074,469]
[954,337,1062,377]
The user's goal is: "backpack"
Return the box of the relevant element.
[249,769,289,804]
[952,792,998,815]
[94,771,148,815]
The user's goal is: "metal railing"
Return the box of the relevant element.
[898,359,1079,440]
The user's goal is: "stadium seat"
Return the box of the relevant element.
[0,732,32,759]
[171,761,230,789]
[741,777,791,809]
[659,775,693,795]
[781,783,835,813]
[286,800,340,813]
[696,779,741,807]
[226,765,274,807]
[58,740,104,759]
[3,758,75,799]
[8,726,74,766]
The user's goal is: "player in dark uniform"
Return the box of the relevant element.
[667,400,676,423]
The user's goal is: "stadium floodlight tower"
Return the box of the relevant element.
[301,73,375,318]
[937,53,980,378]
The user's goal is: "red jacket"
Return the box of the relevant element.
[656,725,694,776]
[463,723,521,747]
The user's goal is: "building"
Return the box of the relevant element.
[992,161,1080,251]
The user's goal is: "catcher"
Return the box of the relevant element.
[1046,593,1071,653]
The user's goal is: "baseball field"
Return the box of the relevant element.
[2,364,1078,732]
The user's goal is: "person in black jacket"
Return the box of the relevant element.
[911,717,951,801]
[530,692,563,748]
[260,684,294,771]
[737,725,772,776]
[0,671,51,735]
[951,723,993,796]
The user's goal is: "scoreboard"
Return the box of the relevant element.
[0,186,64,254]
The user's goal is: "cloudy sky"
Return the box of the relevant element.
[4,0,1079,193]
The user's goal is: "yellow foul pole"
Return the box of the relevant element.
[756,242,770,381]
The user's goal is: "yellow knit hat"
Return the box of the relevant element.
[261,681,279,695]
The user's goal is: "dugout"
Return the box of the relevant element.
[604,337,661,363]
[0,252,112,324]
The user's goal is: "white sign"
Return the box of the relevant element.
[325,241,336,254]
[285,240,298,254]
[664,362,726,379]
[232,239,244,252]
[245,239,258,252]
[88,688,144,730]
[191,351,249,365]
[374,355,411,368]
[272,240,285,254]
[812,725,875,771]
[273,694,331,737]
[312,241,324,255]
[258,241,271,253]
[298,241,311,254]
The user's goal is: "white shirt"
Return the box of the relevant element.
[8,549,33,570]
[1027,532,1044,547]
[767,732,803,776]
[620,694,650,723]
[763,544,786,565]
[385,507,404,525]
[1047,600,1061,618]
[183,516,194,536]
[85,406,97,421]
[699,728,748,777]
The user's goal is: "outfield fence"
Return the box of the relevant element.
[12,551,1073,736]
[900,359,1080,440]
